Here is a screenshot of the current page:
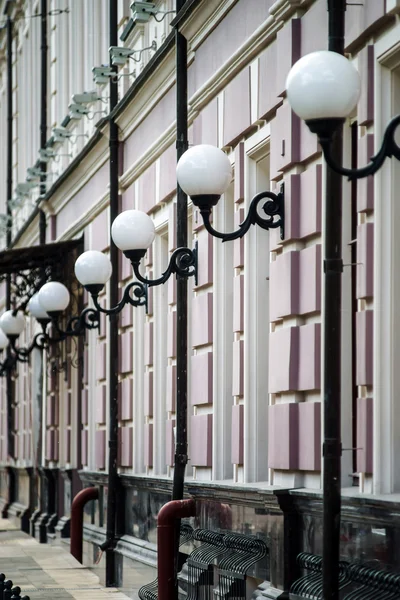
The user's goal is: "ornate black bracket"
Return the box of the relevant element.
[192,187,284,241]
[125,244,198,287]
[8,332,48,363]
[307,115,400,180]
[5,308,99,366]
[47,307,100,340]
[85,281,148,316]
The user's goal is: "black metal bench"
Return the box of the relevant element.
[290,552,400,600]
[139,526,268,600]
[0,575,29,600]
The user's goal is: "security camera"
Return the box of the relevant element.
[16,182,35,195]
[0,214,11,226]
[92,65,114,85]
[130,1,157,23]
[26,168,42,179]
[9,197,23,210]
[39,148,56,161]
[72,91,101,105]
[68,103,90,115]
[109,46,135,66]
[53,126,73,142]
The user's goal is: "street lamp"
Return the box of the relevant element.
[284,50,398,181]
[285,46,366,600]
[0,283,100,366]
[36,282,100,338]
[0,309,46,363]
[75,209,197,315]
[176,144,285,240]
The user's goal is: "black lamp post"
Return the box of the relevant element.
[283,1,390,598]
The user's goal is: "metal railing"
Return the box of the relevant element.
[0,574,29,600]
[139,525,268,600]
[138,523,194,600]
[290,552,400,600]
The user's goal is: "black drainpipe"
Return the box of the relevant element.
[39,0,47,246]
[104,0,120,587]
[172,0,188,502]
[322,1,345,600]
[171,4,189,592]
[6,14,14,466]
[37,0,48,530]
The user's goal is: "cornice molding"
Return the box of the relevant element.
[12,0,304,244]
[119,0,299,187]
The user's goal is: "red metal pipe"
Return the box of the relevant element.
[70,486,99,563]
[157,498,196,600]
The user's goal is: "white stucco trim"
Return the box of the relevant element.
[373,22,400,493]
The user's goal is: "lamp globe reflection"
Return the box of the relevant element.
[38,282,70,315]
[286,51,361,124]
[0,310,25,338]
[176,144,232,206]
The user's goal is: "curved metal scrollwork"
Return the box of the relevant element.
[199,187,284,241]
[90,281,148,316]
[7,307,100,367]
[50,307,100,339]
[131,245,198,287]
[9,332,48,363]
[315,114,400,180]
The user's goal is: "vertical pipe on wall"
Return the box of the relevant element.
[172,2,188,500]
[39,0,47,246]
[172,0,188,503]
[171,3,189,596]
[37,0,48,525]
[105,0,120,587]
[323,1,346,599]
[6,15,13,461]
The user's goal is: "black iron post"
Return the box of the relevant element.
[322,1,346,599]
[39,0,48,245]
[171,4,188,597]
[6,15,13,461]
[105,0,120,587]
[36,1,48,528]
[172,2,188,502]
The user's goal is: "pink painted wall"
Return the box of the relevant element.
[57,162,109,238]
[190,414,213,467]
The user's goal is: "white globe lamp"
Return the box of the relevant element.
[28,293,51,322]
[75,250,112,294]
[111,209,155,262]
[38,282,70,316]
[0,310,25,339]
[176,145,232,208]
[286,50,361,135]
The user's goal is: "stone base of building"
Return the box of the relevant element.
[7,501,31,533]
[55,515,71,539]
[2,468,400,597]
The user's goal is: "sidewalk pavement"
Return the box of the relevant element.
[0,519,134,600]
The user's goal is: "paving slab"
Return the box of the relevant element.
[0,524,132,600]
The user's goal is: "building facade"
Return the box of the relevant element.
[0,0,399,597]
